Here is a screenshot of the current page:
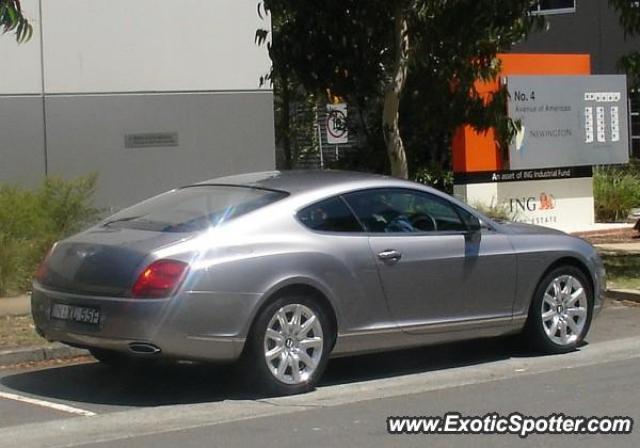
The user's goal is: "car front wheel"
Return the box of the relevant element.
[524,266,593,354]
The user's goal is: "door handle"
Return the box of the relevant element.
[377,249,402,263]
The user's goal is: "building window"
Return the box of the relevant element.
[531,0,576,15]
[631,90,640,159]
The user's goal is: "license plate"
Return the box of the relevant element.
[51,304,101,325]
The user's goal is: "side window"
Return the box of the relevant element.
[343,189,468,233]
[297,197,363,232]
[455,204,483,230]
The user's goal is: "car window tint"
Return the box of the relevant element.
[297,197,362,232]
[103,186,287,233]
[343,189,467,233]
[455,205,482,229]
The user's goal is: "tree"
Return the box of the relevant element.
[610,0,640,88]
[258,1,542,178]
[0,0,33,43]
[256,5,318,169]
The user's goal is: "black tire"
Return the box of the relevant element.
[523,265,594,354]
[241,294,333,396]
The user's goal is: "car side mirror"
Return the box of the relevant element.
[466,215,482,233]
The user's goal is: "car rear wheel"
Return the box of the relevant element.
[524,266,593,353]
[242,295,332,396]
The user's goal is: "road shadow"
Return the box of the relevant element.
[0,336,558,408]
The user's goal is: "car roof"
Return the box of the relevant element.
[195,170,393,194]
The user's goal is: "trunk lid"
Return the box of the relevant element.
[39,227,191,297]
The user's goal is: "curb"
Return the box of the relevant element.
[605,289,640,303]
[595,246,640,256]
[0,344,88,367]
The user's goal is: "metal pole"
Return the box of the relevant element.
[316,108,325,169]
[629,96,634,159]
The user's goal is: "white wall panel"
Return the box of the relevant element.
[0,0,42,94]
[455,178,595,233]
[41,0,272,93]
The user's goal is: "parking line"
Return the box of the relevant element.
[0,391,96,417]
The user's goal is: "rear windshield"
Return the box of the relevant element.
[102,186,287,233]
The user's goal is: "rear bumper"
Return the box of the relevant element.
[31,283,258,362]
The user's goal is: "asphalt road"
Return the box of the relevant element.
[0,301,639,448]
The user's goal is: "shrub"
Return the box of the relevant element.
[593,165,640,223]
[39,175,101,236]
[413,165,454,194]
[471,199,520,222]
[0,174,100,296]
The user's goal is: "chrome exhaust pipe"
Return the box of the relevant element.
[129,342,161,354]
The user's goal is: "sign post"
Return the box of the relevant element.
[452,54,631,232]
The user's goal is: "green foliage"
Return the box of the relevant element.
[412,164,454,194]
[618,52,640,89]
[610,0,640,36]
[593,165,640,223]
[258,1,543,175]
[39,175,100,237]
[0,175,100,296]
[0,0,33,43]
[609,0,640,88]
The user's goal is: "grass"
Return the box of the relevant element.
[0,315,47,349]
[601,255,640,291]
[593,165,640,222]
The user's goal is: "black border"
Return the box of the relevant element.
[454,166,593,185]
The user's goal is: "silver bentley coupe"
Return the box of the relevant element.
[32,170,605,395]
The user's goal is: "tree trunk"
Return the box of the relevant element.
[382,2,410,179]
[280,78,293,169]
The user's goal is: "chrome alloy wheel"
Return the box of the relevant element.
[541,275,588,346]
[263,304,324,385]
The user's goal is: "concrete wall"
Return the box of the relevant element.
[41,0,271,93]
[45,92,275,208]
[0,0,275,209]
[0,0,42,95]
[454,177,595,233]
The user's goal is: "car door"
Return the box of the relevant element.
[342,188,517,334]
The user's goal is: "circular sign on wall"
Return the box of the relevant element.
[326,104,348,144]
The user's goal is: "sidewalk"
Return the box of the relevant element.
[594,242,640,256]
[0,295,88,366]
[0,295,30,317]
[592,242,640,302]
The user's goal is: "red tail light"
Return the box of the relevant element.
[35,245,55,283]
[131,259,189,298]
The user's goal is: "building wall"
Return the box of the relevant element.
[515,0,640,158]
[515,0,640,75]
[0,0,275,208]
